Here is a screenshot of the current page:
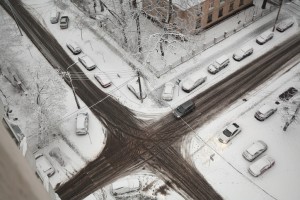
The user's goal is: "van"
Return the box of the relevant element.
[207,55,230,74]
[173,100,195,119]
[50,11,60,24]
[255,105,277,121]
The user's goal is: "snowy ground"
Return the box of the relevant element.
[1,0,300,199]
[184,61,300,200]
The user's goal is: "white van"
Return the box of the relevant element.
[50,11,60,24]
[207,55,230,74]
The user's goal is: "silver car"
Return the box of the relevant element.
[256,30,274,45]
[182,73,207,93]
[76,112,89,135]
[276,19,294,32]
[242,141,268,162]
[66,41,81,55]
[248,155,275,177]
[35,154,55,177]
[78,55,97,70]
[161,82,175,101]
[255,104,277,121]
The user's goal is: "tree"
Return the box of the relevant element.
[74,14,85,39]
[132,0,142,53]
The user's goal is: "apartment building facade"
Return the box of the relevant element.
[142,0,253,34]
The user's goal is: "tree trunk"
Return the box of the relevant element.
[119,0,128,46]
[98,0,104,12]
[132,0,142,53]
[166,0,173,24]
[160,38,164,56]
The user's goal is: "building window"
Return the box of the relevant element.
[218,7,223,18]
[239,0,244,6]
[196,4,202,16]
[196,17,202,29]
[220,0,225,4]
[229,2,234,12]
[209,0,214,9]
[207,13,213,23]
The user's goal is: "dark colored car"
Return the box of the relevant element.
[279,87,298,101]
[173,100,195,119]
[60,16,69,29]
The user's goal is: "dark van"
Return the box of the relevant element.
[173,100,195,119]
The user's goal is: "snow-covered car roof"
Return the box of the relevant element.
[259,30,273,40]
[95,72,111,86]
[277,19,294,29]
[258,104,274,115]
[246,141,266,156]
[249,155,274,175]
[215,55,229,65]
[77,113,87,129]
[79,55,95,67]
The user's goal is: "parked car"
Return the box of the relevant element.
[182,72,207,92]
[207,55,230,74]
[60,16,69,29]
[279,87,298,101]
[173,100,195,119]
[233,45,253,61]
[256,30,274,45]
[76,112,89,135]
[127,77,147,99]
[276,19,294,32]
[66,41,81,55]
[35,154,55,177]
[94,72,112,88]
[78,55,97,70]
[255,104,277,121]
[248,155,275,177]
[242,141,268,162]
[218,122,241,144]
[161,82,175,101]
[50,11,60,24]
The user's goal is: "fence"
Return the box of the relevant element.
[146,6,277,78]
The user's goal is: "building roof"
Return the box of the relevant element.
[172,0,204,11]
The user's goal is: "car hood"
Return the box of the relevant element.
[233,50,243,59]
[182,79,194,90]
[208,64,217,72]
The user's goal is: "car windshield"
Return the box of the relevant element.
[177,106,185,113]
[223,129,232,137]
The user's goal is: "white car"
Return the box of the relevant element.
[242,141,268,162]
[218,122,241,144]
[78,55,96,70]
[66,41,81,55]
[248,155,275,177]
[276,19,294,32]
[161,82,175,101]
[35,154,55,177]
[254,104,277,121]
[94,72,112,88]
[76,113,89,135]
[182,73,207,93]
[233,45,253,61]
[127,77,147,99]
[207,55,230,74]
[256,30,274,45]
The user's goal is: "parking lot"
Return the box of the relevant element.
[187,62,300,200]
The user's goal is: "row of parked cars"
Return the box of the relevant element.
[160,19,295,102]
[50,11,69,29]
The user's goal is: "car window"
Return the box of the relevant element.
[223,129,232,137]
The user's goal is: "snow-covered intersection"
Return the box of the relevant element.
[1,0,300,199]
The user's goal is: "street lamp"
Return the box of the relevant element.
[66,61,81,109]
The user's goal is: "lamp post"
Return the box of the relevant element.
[66,62,81,109]
[272,0,283,32]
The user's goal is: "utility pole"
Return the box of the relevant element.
[137,70,143,103]
[5,0,23,36]
[67,72,81,109]
[272,0,283,32]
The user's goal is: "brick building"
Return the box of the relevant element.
[142,0,253,34]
